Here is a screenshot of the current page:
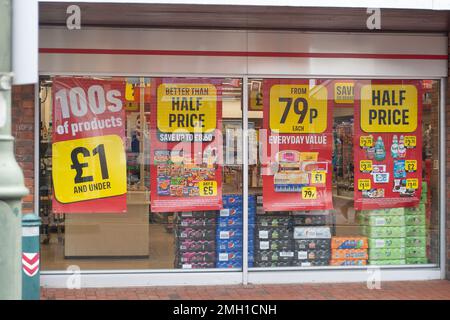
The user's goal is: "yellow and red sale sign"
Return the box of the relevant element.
[150,79,223,213]
[52,78,127,213]
[262,79,334,212]
[354,81,422,210]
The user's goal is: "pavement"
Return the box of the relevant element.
[41,280,450,300]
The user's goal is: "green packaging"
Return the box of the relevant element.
[360,225,367,236]
[405,214,426,226]
[366,215,405,227]
[421,181,427,193]
[369,259,406,265]
[406,257,428,264]
[420,193,428,204]
[360,208,405,216]
[369,248,405,260]
[368,238,405,249]
[406,236,426,247]
[405,246,426,258]
[366,226,406,238]
[405,204,425,216]
[406,226,426,237]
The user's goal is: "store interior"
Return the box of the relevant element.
[38,77,441,271]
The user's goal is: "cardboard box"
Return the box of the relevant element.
[368,259,406,265]
[330,259,367,266]
[406,226,427,237]
[295,239,331,250]
[295,249,331,261]
[331,249,368,260]
[292,215,328,226]
[405,236,426,248]
[406,257,428,264]
[256,239,292,251]
[293,227,331,239]
[368,248,405,260]
[368,238,405,249]
[331,237,368,249]
[405,246,427,258]
[291,260,329,267]
[405,214,426,226]
[365,226,406,238]
[366,215,405,227]
[404,204,426,216]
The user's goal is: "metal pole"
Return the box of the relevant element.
[22,213,41,300]
[0,0,29,300]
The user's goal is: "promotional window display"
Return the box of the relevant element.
[353,81,423,210]
[51,77,127,213]
[150,78,223,212]
[262,79,334,212]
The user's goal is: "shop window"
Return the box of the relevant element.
[39,76,244,271]
[247,78,440,268]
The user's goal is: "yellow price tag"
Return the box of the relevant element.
[360,85,418,133]
[311,171,326,185]
[302,187,317,200]
[359,160,373,173]
[358,179,371,191]
[334,82,354,104]
[405,160,417,173]
[198,181,217,196]
[406,178,419,190]
[359,136,374,148]
[157,83,217,133]
[404,136,417,148]
[269,84,328,134]
[52,135,127,204]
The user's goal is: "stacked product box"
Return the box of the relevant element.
[292,221,332,267]
[358,208,406,265]
[216,195,256,268]
[405,201,428,264]
[291,211,331,267]
[174,211,217,269]
[254,214,293,267]
[330,237,368,266]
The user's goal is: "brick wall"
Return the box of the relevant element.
[11,84,35,213]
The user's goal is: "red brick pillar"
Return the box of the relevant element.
[11,84,35,213]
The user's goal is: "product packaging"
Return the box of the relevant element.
[257,215,291,228]
[404,204,426,216]
[291,260,329,267]
[217,251,242,263]
[368,259,406,265]
[405,214,426,226]
[176,227,216,240]
[364,226,406,238]
[295,249,331,261]
[366,215,405,227]
[405,246,427,258]
[216,228,243,240]
[257,228,292,240]
[292,215,328,226]
[293,227,331,239]
[254,250,295,262]
[405,236,427,247]
[368,248,406,260]
[359,208,405,216]
[329,259,367,266]
[178,240,215,252]
[177,262,216,269]
[216,239,243,251]
[294,239,331,250]
[256,239,292,251]
[177,217,216,227]
[254,261,292,268]
[406,226,427,237]
[331,249,368,260]
[331,237,368,249]
[368,238,405,249]
[216,261,243,269]
[217,216,243,228]
[406,257,428,264]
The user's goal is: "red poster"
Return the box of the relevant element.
[353,80,423,210]
[150,78,223,212]
[52,77,127,213]
[262,79,333,212]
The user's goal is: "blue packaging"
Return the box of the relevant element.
[217,239,243,251]
[217,251,242,263]
[216,228,242,240]
[219,207,242,217]
[216,261,243,269]
[217,216,243,228]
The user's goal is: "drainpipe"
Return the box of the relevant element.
[0,0,29,300]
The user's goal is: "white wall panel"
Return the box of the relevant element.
[39,27,448,77]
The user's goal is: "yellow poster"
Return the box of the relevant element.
[360,84,418,133]
[157,83,217,133]
[269,84,328,134]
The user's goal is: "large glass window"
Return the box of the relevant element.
[38,76,441,272]
[39,76,243,271]
[248,78,440,268]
